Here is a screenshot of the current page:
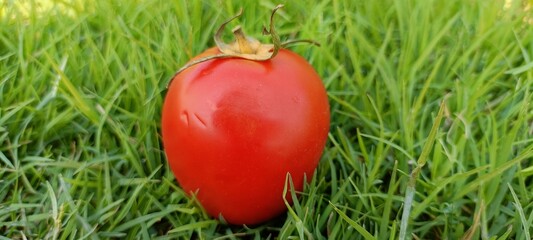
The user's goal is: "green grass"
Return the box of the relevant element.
[1,0,532,239]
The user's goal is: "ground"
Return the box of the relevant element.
[0,0,532,239]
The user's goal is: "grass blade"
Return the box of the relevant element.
[330,202,376,240]
[399,99,446,240]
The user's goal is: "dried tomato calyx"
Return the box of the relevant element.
[168,4,319,87]
[215,25,275,60]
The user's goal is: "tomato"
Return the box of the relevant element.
[161,5,329,225]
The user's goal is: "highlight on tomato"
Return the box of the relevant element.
[161,5,330,225]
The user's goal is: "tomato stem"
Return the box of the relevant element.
[232,26,261,54]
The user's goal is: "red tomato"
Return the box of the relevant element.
[162,47,330,225]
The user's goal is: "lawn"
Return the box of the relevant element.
[1,0,532,239]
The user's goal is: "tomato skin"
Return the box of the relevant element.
[162,47,329,225]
